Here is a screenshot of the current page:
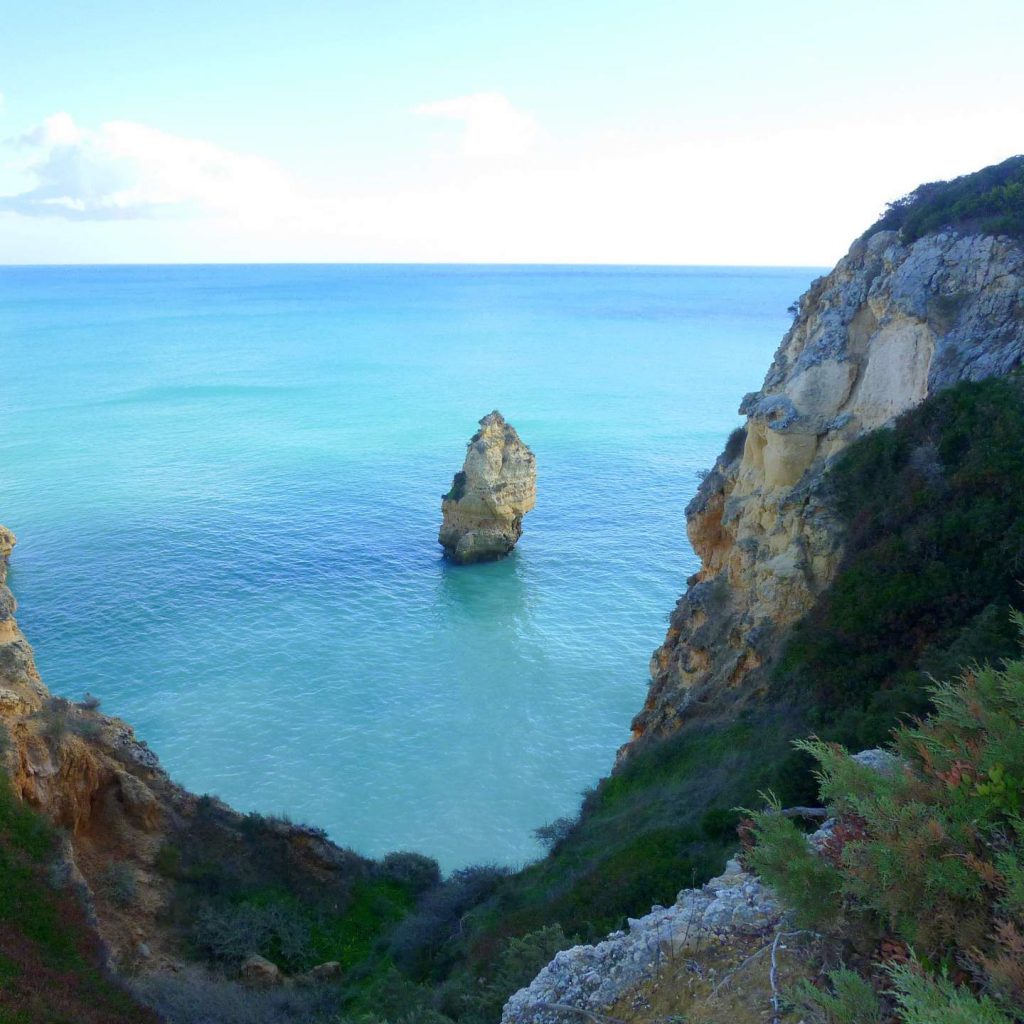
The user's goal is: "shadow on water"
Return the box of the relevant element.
[435,551,534,638]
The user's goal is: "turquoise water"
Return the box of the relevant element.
[0,264,818,871]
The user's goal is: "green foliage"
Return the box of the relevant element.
[444,471,467,502]
[775,376,1024,750]
[792,968,882,1024]
[382,852,443,896]
[459,926,572,1024]
[743,800,843,927]
[890,964,1014,1024]
[866,155,1024,242]
[754,647,1024,1020]
[532,816,576,854]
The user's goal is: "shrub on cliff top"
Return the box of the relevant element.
[749,638,1024,1021]
[866,154,1024,243]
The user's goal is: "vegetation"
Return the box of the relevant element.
[866,155,1024,243]
[155,808,429,976]
[444,470,467,502]
[748,640,1024,1022]
[0,769,158,1023]
[375,375,1024,1018]
[775,376,1024,750]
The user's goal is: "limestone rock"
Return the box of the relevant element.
[501,859,784,1023]
[439,411,536,564]
[240,953,282,986]
[633,229,1024,744]
[295,960,343,984]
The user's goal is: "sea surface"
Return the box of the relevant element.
[0,264,820,871]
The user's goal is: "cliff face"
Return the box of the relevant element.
[0,529,386,972]
[635,229,1024,742]
[439,410,537,563]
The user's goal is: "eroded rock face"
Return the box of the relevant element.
[633,229,1024,743]
[502,859,785,1024]
[0,524,392,973]
[439,411,536,564]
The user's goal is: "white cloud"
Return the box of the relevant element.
[413,92,540,159]
[1,113,298,222]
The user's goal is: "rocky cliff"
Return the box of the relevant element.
[439,410,537,563]
[0,528,396,976]
[634,228,1024,743]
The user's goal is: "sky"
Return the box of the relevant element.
[1,0,1022,265]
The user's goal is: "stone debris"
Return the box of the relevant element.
[501,859,783,1024]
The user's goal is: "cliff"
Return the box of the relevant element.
[439,411,536,563]
[0,528,430,995]
[635,228,1024,743]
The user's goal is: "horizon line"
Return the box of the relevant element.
[0,259,830,270]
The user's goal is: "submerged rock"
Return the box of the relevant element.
[439,411,536,564]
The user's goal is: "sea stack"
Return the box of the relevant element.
[439,411,536,564]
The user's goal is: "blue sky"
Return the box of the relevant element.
[1,0,1022,264]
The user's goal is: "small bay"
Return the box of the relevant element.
[0,264,819,870]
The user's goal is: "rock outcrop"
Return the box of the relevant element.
[633,229,1024,743]
[0,526,395,973]
[502,859,790,1024]
[439,411,536,564]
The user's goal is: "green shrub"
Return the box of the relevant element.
[791,967,882,1024]
[866,155,1024,242]
[459,925,573,1024]
[775,376,1024,751]
[743,800,842,928]
[752,640,1024,1020]
[889,963,1015,1024]
[531,816,576,853]
[381,851,442,895]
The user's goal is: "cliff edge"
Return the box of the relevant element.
[634,227,1024,743]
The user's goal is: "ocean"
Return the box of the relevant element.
[0,264,820,871]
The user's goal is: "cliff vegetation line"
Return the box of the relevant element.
[867,155,1024,243]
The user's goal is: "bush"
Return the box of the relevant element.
[751,637,1024,1021]
[532,816,576,853]
[36,698,69,744]
[866,155,1024,243]
[388,866,511,979]
[724,425,747,463]
[131,966,342,1024]
[792,967,882,1024]
[192,900,311,969]
[460,925,573,1024]
[382,851,442,896]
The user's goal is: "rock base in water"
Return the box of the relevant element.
[439,411,536,564]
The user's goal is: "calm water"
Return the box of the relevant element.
[0,264,818,870]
